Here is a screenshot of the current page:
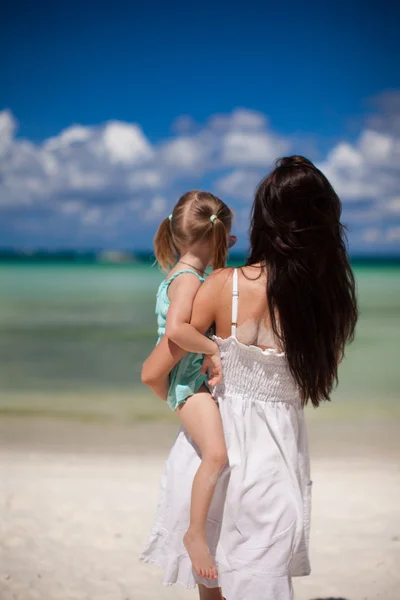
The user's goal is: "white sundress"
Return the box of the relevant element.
[140,269,312,600]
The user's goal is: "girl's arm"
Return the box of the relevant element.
[141,336,185,400]
[142,270,227,397]
[141,273,201,399]
[170,270,227,385]
[165,273,217,355]
[166,272,220,356]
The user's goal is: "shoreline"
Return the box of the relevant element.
[1,411,399,458]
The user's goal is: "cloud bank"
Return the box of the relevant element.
[0,94,399,252]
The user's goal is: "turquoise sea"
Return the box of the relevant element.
[0,261,398,422]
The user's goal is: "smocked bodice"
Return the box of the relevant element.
[215,336,300,405]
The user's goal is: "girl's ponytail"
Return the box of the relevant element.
[154,216,176,271]
[210,217,228,270]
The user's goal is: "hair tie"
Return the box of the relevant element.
[210,214,218,224]
[168,214,173,221]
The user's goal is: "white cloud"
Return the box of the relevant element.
[144,196,167,221]
[209,109,267,131]
[342,205,380,225]
[171,115,197,134]
[45,125,92,151]
[361,225,400,245]
[215,169,261,200]
[161,137,207,169]
[385,197,400,215]
[0,100,399,251]
[0,110,17,157]
[163,109,285,173]
[222,131,288,166]
[367,90,400,134]
[66,164,107,191]
[59,200,84,215]
[327,143,363,168]
[0,116,158,219]
[362,227,382,243]
[128,169,161,190]
[127,199,142,211]
[102,121,153,164]
[318,126,400,207]
[358,130,393,163]
[82,207,102,225]
[387,226,400,242]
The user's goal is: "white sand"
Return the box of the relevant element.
[1,418,399,600]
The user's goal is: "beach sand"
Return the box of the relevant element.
[1,415,399,600]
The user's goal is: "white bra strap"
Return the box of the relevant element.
[231,268,239,338]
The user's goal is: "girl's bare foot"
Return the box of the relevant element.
[184,529,218,580]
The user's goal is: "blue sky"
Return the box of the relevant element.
[1,0,399,253]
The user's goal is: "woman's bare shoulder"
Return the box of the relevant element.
[207,265,265,288]
[208,266,235,278]
[206,267,235,289]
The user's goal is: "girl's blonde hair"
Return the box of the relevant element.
[154,190,233,271]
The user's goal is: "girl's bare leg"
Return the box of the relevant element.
[177,388,227,580]
[198,584,225,600]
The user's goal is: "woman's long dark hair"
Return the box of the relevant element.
[247,156,358,407]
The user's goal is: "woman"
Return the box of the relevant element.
[140,156,358,600]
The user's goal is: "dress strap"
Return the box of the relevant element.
[231,268,239,338]
[164,269,205,289]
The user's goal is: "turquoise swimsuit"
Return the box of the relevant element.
[155,269,208,411]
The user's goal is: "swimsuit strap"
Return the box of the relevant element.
[231,268,239,338]
[164,269,205,289]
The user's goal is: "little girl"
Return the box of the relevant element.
[146,190,234,581]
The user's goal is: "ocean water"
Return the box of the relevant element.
[0,262,398,421]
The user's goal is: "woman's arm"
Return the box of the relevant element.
[141,336,186,400]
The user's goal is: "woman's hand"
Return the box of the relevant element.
[202,350,222,387]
